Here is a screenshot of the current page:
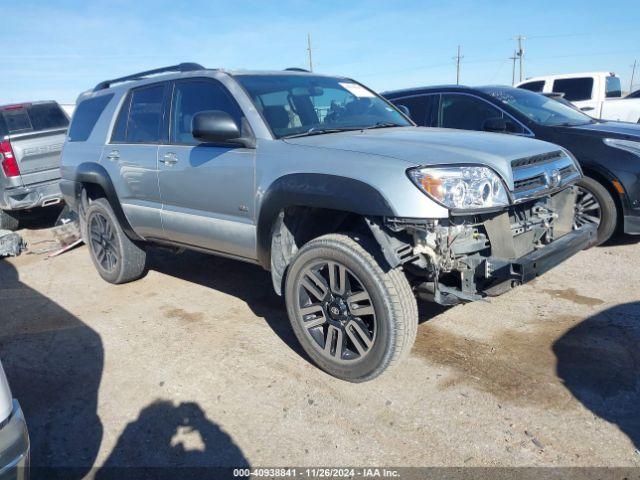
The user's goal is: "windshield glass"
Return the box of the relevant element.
[235,74,411,138]
[478,86,594,127]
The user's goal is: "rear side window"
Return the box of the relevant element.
[112,84,166,143]
[28,103,69,130]
[518,81,545,92]
[68,94,113,142]
[552,78,594,101]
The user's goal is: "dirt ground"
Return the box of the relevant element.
[1,211,639,477]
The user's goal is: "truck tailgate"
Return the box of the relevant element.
[9,128,66,185]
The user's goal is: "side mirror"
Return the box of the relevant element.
[482,117,507,133]
[192,110,241,143]
[396,104,411,118]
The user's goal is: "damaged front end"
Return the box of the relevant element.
[374,187,596,305]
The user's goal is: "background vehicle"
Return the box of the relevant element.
[0,360,29,479]
[60,64,592,381]
[516,72,640,123]
[384,85,640,244]
[0,101,69,230]
[626,89,640,99]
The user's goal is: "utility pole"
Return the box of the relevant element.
[515,35,526,83]
[509,51,518,86]
[453,45,463,85]
[307,33,313,72]
[631,59,637,92]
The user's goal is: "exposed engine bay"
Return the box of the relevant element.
[375,186,595,305]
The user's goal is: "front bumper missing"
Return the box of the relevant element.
[419,224,597,305]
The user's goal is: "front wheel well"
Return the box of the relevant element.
[269,207,375,295]
[579,167,623,230]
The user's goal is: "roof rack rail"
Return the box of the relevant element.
[94,62,205,91]
[284,67,310,72]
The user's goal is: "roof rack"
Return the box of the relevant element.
[284,67,310,72]
[94,62,205,91]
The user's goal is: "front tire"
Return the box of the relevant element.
[85,198,147,284]
[574,177,617,245]
[284,233,418,382]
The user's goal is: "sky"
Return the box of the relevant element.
[1,0,639,104]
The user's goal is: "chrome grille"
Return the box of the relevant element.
[511,151,580,202]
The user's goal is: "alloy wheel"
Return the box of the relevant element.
[574,186,602,229]
[89,212,119,272]
[296,261,377,362]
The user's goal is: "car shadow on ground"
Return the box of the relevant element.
[95,400,250,480]
[0,259,103,480]
[553,301,640,450]
[15,205,64,231]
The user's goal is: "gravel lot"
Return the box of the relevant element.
[1,212,639,477]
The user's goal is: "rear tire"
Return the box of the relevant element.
[574,177,617,245]
[0,209,20,231]
[85,198,147,284]
[284,233,418,382]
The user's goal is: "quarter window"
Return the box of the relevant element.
[552,78,594,102]
[170,79,243,144]
[112,84,166,143]
[68,94,113,142]
[394,94,439,127]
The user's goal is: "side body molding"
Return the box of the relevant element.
[73,162,143,241]
[256,173,395,269]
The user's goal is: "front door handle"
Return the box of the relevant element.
[160,152,178,166]
[106,150,120,161]
[580,106,595,112]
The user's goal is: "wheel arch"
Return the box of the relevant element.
[74,162,143,241]
[256,174,397,294]
[579,164,626,228]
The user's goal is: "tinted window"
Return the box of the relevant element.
[440,94,523,133]
[393,94,440,127]
[28,103,69,130]
[114,84,165,143]
[171,79,243,144]
[552,78,594,101]
[2,109,31,133]
[605,76,622,98]
[519,81,545,92]
[628,89,640,99]
[68,94,113,142]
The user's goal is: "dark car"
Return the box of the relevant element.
[384,85,640,244]
[627,89,640,99]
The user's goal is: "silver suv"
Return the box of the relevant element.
[0,101,69,230]
[60,64,595,381]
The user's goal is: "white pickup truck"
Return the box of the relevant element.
[517,72,640,123]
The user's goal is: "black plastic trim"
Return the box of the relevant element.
[256,173,395,268]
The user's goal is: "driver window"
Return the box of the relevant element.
[440,94,523,134]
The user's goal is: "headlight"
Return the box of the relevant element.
[604,138,640,156]
[408,165,509,209]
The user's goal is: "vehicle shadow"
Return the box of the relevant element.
[95,400,250,480]
[0,259,104,480]
[553,301,640,449]
[16,204,65,231]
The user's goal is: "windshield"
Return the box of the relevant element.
[479,86,594,127]
[235,74,411,138]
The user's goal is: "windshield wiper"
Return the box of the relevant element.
[362,121,403,130]
[282,127,361,139]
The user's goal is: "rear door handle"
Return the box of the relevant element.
[106,150,120,161]
[160,152,178,166]
[580,106,594,112]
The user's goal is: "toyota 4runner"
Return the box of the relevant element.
[59,64,595,382]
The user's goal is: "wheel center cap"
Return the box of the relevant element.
[327,298,348,320]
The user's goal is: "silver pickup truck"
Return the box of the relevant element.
[0,101,69,230]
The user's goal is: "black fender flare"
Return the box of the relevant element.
[73,162,143,241]
[256,173,395,269]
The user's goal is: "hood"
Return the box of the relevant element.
[0,361,12,424]
[284,127,563,182]
[566,120,640,140]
